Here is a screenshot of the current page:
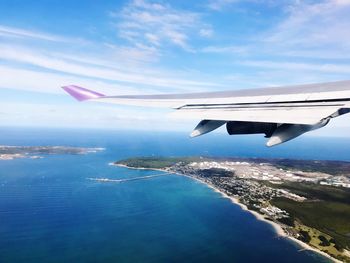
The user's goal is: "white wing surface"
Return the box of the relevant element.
[62,80,350,146]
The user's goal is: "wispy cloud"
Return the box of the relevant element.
[241,60,350,74]
[199,28,213,38]
[112,0,212,52]
[0,25,79,43]
[201,45,247,54]
[103,42,160,64]
[207,0,239,11]
[200,0,350,88]
[0,101,193,131]
[0,64,141,95]
[203,0,350,60]
[0,36,221,96]
[0,46,219,92]
[265,1,350,48]
[2,0,350,131]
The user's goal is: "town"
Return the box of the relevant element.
[167,161,307,220]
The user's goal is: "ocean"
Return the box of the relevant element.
[1,127,348,263]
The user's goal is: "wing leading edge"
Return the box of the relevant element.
[62,81,350,146]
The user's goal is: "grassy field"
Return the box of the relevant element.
[294,222,348,261]
[272,197,350,247]
[267,181,350,262]
[270,181,350,204]
[272,197,350,262]
[269,182,350,250]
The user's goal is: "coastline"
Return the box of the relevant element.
[114,163,341,263]
[187,174,341,263]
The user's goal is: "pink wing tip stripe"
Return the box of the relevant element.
[62,85,105,101]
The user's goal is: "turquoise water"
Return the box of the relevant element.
[1,127,346,262]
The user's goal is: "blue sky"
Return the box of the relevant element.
[1,0,350,135]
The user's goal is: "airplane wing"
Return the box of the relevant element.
[62,80,350,146]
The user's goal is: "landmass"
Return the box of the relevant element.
[0,145,104,160]
[114,156,350,262]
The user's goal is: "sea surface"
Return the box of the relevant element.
[1,127,349,263]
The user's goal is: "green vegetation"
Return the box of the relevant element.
[272,197,350,250]
[294,222,349,262]
[269,181,350,253]
[261,180,350,253]
[267,181,350,204]
[299,230,311,243]
[269,159,350,176]
[197,168,234,177]
[0,146,102,155]
[319,235,331,247]
[276,216,294,227]
[115,156,205,169]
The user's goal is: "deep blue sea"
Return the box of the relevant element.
[1,127,349,263]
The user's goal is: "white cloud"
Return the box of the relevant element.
[114,0,211,51]
[199,28,213,38]
[0,44,219,92]
[264,1,350,52]
[144,33,160,46]
[333,0,350,6]
[103,42,160,64]
[202,0,350,61]
[241,60,350,74]
[0,65,142,95]
[0,24,80,43]
[3,0,350,132]
[201,45,247,54]
[207,0,239,11]
[0,101,194,131]
[200,0,350,86]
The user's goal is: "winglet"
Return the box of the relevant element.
[62,85,105,101]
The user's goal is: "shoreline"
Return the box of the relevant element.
[186,174,341,263]
[113,163,341,263]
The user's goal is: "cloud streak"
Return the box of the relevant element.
[264,0,350,51]
[207,0,239,11]
[0,25,80,43]
[1,0,350,131]
[0,22,222,96]
[200,0,350,86]
[113,0,212,52]
[241,60,350,74]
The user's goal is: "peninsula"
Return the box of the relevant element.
[114,156,350,262]
[0,145,104,160]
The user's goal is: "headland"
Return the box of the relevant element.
[114,156,350,262]
[0,145,104,160]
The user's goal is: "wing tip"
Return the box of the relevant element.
[62,85,105,101]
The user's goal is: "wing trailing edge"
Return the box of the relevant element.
[61,81,350,146]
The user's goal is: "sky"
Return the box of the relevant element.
[1,0,350,136]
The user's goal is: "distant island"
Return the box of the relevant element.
[0,145,104,160]
[114,156,350,262]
